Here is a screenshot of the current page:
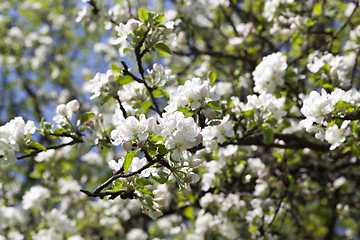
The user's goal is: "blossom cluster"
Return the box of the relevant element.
[165,77,220,113]
[252,52,287,94]
[0,117,36,166]
[300,88,360,149]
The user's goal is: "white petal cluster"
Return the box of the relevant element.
[252,52,287,94]
[53,99,80,127]
[201,115,234,153]
[112,19,142,46]
[299,89,333,131]
[22,185,50,210]
[0,117,36,166]
[325,121,351,150]
[165,77,220,113]
[84,71,114,99]
[307,51,356,86]
[147,63,176,87]
[111,114,153,146]
[263,0,294,21]
[117,81,146,103]
[242,92,287,121]
[154,111,201,161]
[300,88,360,148]
[46,208,76,234]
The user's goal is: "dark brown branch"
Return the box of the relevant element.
[80,152,169,199]
[16,139,83,160]
[114,95,127,118]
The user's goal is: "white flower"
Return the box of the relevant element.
[252,52,287,94]
[111,114,149,145]
[325,120,351,150]
[46,208,76,233]
[32,228,62,240]
[333,176,346,189]
[165,131,196,161]
[0,117,36,166]
[22,186,50,210]
[300,89,333,131]
[84,72,109,99]
[214,115,234,143]
[112,19,142,46]
[126,228,148,240]
[165,77,219,112]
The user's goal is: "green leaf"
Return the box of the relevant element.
[154,13,165,23]
[113,179,124,189]
[53,128,66,135]
[80,112,95,124]
[158,87,169,99]
[184,206,194,219]
[112,63,121,75]
[262,127,274,145]
[157,144,168,155]
[151,135,164,142]
[138,8,148,21]
[136,178,153,186]
[137,187,153,196]
[124,151,135,172]
[141,100,153,112]
[207,101,222,110]
[118,75,134,85]
[145,196,154,208]
[152,89,163,98]
[122,48,132,54]
[209,72,217,85]
[313,3,322,16]
[156,49,167,57]
[151,170,169,184]
[155,43,172,55]
[100,95,111,106]
[243,109,254,117]
[334,100,351,109]
[29,141,47,151]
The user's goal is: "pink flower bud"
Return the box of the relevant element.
[67,99,80,112]
[106,70,115,82]
[153,189,164,197]
[122,141,132,151]
[56,104,69,116]
[154,197,166,207]
[129,21,140,32]
[190,159,202,168]
[194,134,203,146]
[152,209,163,218]
[199,85,210,98]
[185,175,192,183]
[137,140,145,147]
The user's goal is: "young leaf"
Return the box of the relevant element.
[207,101,222,110]
[262,127,274,145]
[118,75,134,85]
[138,8,148,21]
[313,3,322,16]
[136,178,153,186]
[29,141,47,151]
[100,95,111,106]
[151,170,169,184]
[141,100,153,112]
[112,63,121,75]
[155,43,172,55]
[124,151,135,172]
[80,112,95,124]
